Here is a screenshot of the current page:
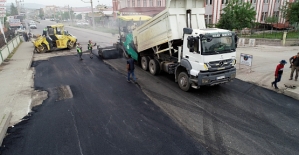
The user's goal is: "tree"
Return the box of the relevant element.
[216,0,256,31]
[280,1,299,31]
[265,16,278,33]
[76,14,82,20]
[10,3,18,16]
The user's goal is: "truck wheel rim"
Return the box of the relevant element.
[149,62,154,73]
[142,58,147,69]
[180,76,187,87]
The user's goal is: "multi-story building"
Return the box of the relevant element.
[114,0,166,17]
[113,0,297,28]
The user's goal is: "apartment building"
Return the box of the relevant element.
[113,0,297,28]
[114,0,166,16]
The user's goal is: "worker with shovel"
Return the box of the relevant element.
[88,40,96,59]
[76,43,83,60]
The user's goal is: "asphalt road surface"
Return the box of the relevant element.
[0,55,208,155]
[3,20,299,155]
[104,57,299,155]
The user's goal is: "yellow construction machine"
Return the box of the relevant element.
[33,24,77,53]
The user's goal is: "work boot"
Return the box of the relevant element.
[289,78,293,80]
[295,79,298,81]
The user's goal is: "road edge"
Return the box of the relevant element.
[0,109,12,146]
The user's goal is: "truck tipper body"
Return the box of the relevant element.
[121,0,237,91]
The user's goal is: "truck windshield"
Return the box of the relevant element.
[201,36,235,55]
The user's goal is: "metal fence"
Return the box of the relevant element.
[0,29,17,49]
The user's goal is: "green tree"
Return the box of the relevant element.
[286,1,299,30]
[76,14,82,20]
[265,16,278,33]
[216,0,256,31]
[10,3,18,16]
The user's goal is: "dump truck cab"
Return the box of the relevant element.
[33,24,77,53]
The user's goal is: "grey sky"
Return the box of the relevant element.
[5,0,112,7]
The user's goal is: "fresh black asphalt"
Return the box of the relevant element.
[0,54,208,155]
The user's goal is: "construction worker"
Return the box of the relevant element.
[76,43,83,60]
[42,27,47,36]
[87,40,96,59]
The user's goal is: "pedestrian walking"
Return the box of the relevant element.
[289,52,299,81]
[272,60,287,89]
[87,40,96,59]
[76,43,83,60]
[127,54,136,83]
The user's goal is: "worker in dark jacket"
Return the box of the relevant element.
[289,52,299,81]
[76,43,83,60]
[127,54,136,83]
[272,60,287,89]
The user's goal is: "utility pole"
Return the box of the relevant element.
[15,0,24,15]
[81,0,95,30]
[68,5,73,25]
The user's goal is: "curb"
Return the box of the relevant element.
[284,88,299,100]
[27,45,34,69]
[0,109,12,146]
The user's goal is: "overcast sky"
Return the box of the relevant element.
[5,0,112,7]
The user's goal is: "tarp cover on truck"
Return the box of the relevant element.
[118,16,152,21]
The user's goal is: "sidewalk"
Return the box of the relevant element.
[0,41,34,145]
[236,45,299,100]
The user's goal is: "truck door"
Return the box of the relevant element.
[183,35,202,74]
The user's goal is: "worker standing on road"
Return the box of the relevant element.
[272,60,287,89]
[289,52,299,81]
[87,40,96,59]
[76,43,83,60]
[127,54,137,83]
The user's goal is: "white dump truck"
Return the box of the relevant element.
[101,0,237,91]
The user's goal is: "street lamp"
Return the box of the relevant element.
[81,0,95,30]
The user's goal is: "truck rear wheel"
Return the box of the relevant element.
[141,56,149,71]
[178,72,190,91]
[149,59,160,75]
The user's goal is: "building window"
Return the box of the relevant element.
[137,0,140,6]
[157,0,162,6]
[250,0,256,3]
[132,0,135,7]
[205,15,213,25]
[261,12,268,21]
[206,0,213,5]
[222,0,228,4]
[127,0,130,7]
[263,0,269,3]
[149,0,153,6]
[143,0,147,7]
[273,11,279,18]
[275,0,280,3]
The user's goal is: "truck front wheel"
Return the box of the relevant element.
[149,59,160,75]
[141,56,149,71]
[178,72,190,91]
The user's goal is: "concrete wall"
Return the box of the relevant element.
[0,36,21,65]
[240,38,299,46]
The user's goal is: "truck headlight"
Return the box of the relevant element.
[231,59,236,65]
[204,63,211,70]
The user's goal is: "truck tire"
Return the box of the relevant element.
[149,59,160,75]
[178,72,190,91]
[141,56,150,71]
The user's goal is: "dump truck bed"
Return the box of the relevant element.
[132,0,206,53]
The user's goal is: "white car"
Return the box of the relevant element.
[30,24,37,29]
